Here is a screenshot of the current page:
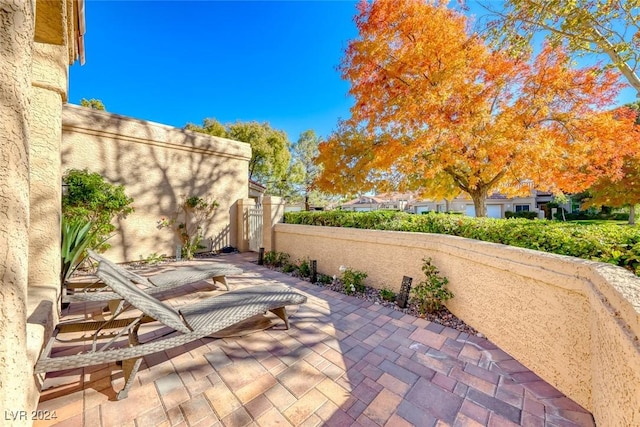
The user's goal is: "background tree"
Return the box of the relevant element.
[185,118,227,137]
[80,98,106,111]
[316,0,638,217]
[583,104,640,225]
[484,0,640,96]
[186,118,291,189]
[292,130,323,210]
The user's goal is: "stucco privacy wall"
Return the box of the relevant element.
[62,104,251,262]
[274,224,640,426]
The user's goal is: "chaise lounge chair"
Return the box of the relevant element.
[64,250,243,303]
[36,261,307,400]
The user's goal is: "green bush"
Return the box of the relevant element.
[297,257,311,278]
[411,258,453,314]
[263,251,290,268]
[282,263,296,273]
[63,169,134,251]
[317,273,333,284]
[379,286,396,302]
[284,211,640,275]
[341,266,367,294]
[505,210,538,220]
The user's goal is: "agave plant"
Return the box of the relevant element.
[60,217,95,285]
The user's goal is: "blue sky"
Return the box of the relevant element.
[70,1,360,142]
[70,1,637,144]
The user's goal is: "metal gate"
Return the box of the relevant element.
[248,206,263,252]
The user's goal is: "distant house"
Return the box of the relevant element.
[410,193,539,218]
[340,192,414,212]
[335,188,580,219]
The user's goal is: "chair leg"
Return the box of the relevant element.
[116,357,143,400]
[212,276,229,291]
[269,307,289,330]
[116,321,143,400]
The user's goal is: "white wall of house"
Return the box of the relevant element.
[284,205,303,213]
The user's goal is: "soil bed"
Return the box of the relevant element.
[263,263,479,336]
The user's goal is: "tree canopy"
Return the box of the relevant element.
[484,0,640,96]
[291,130,323,210]
[316,0,639,217]
[80,98,106,111]
[583,102,640,224]
[186,118,291,188]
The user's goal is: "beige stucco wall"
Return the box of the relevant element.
[274,224,640,426]
[62,105,251,262]
[1,0,80,421]
[1,0,36,419]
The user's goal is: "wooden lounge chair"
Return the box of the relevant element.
[36,261,307,400]
[64,250,243,303]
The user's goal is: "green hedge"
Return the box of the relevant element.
[284,211,640,275]
[505,210,538,220]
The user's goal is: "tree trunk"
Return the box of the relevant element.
[304,194,310,211]
[629,205,636,225]
[469,189,488,217]
[445,199,451,212]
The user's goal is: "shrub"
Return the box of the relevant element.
[140,252,165,265]
[297,257,311,278]
[341,266,367,294]
[61,217,95,285]
[284,211,640,275]
[158,195,219,260]
[282,263,296,273]
[379,286,396,302]
[263,251,290,268]
[317,273,333,285]
[411,258,453,314]
[62,169,134,251]
[505,210,538,220]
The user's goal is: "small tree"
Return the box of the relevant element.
[292,130,323,210]
[186,118,291,190]
[158,195,219,260]
[411,258,453,315]
[62,169,134,251]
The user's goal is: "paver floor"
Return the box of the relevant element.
[35,252,595,427]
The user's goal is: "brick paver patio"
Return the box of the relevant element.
[35,252,594,426]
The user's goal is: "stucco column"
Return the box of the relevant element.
[29,41,68,300]
[262,196,285,252]
[0,0,35,417]
[235,198,255,252]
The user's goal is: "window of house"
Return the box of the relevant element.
[571,202,580,213]
[515,204,530,212]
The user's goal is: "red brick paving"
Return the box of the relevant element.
[36,253,594,426]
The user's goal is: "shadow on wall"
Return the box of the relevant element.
[61,105,250,262]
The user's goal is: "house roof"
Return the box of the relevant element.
[249,179,266,190]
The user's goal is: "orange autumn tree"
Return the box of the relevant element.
[316,0,639,217]
[583,106,640,225]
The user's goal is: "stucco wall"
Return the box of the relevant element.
[62,105,251,262]
[0,0,35,419]
[274,224,640,426]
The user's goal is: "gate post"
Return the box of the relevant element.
[262,196,285,252]
[235,198,255,252]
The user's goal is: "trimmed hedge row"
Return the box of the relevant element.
[284,211,640,275]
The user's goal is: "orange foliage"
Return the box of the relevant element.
[316,0,639,215]
[584,107,640,210]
